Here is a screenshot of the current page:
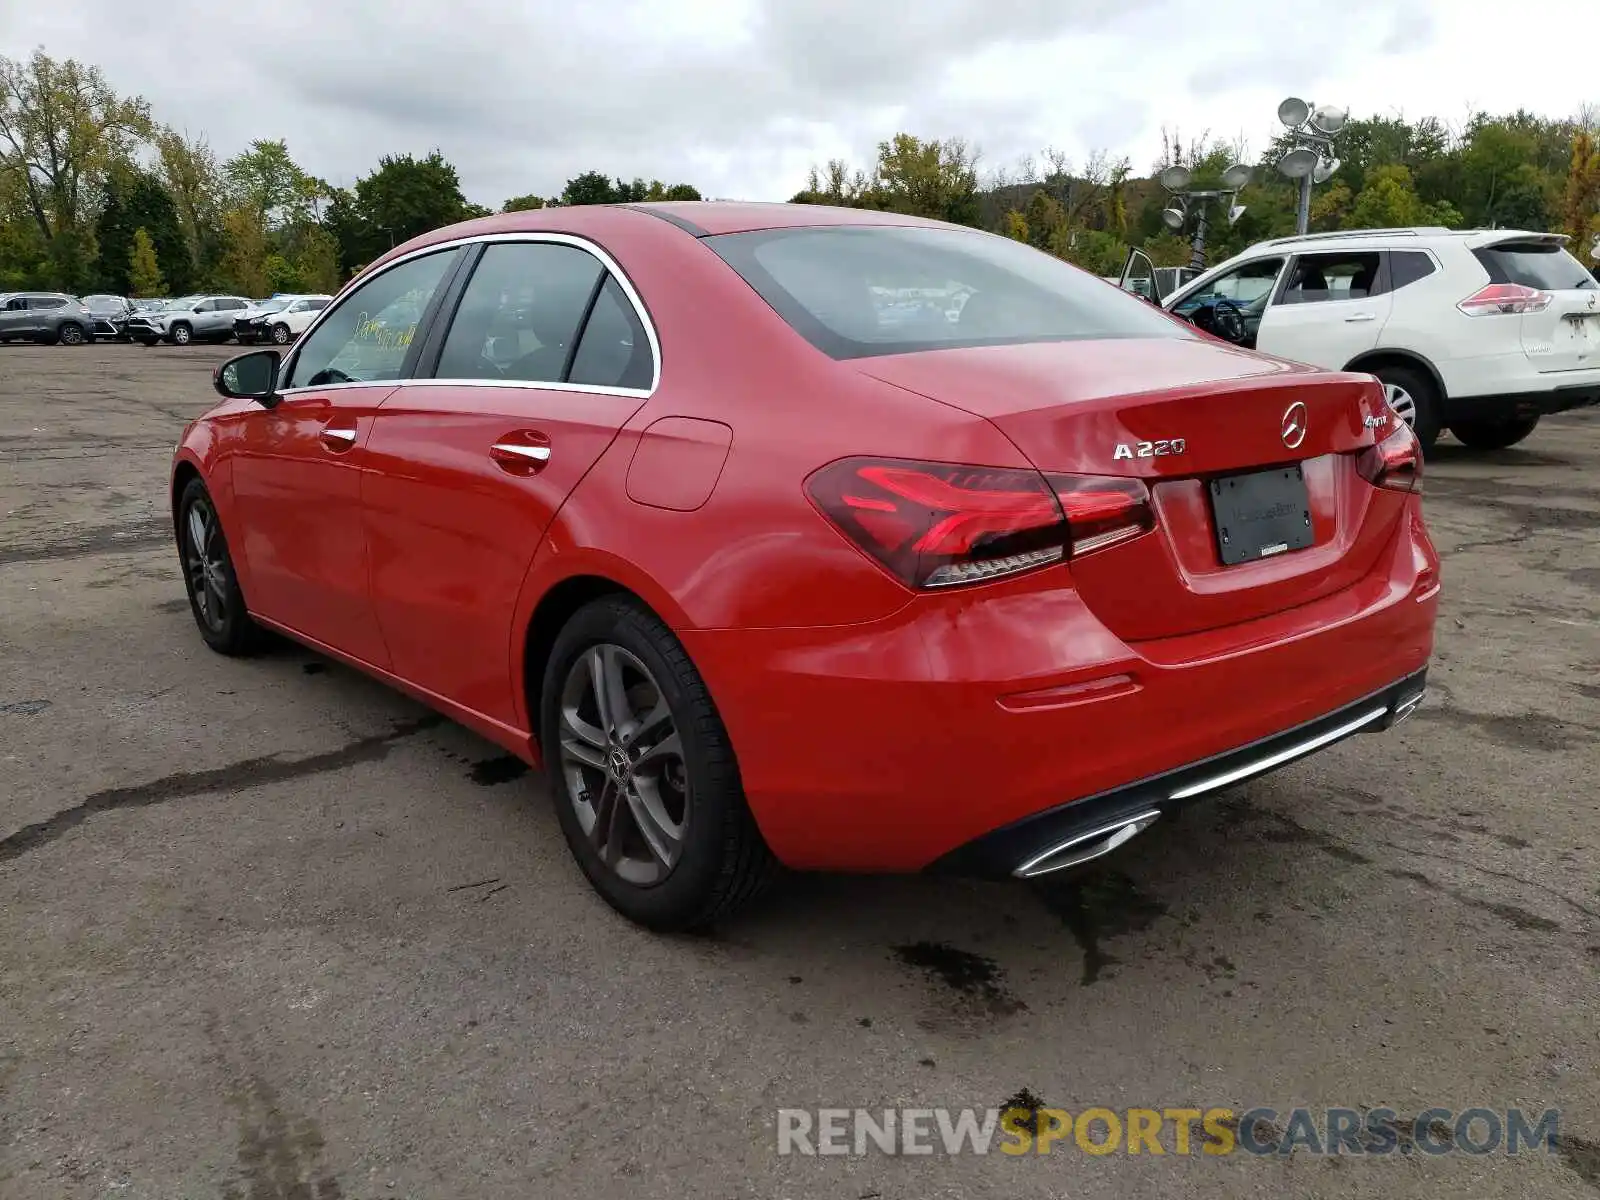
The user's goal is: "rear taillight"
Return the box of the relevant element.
[1356,424,1422,494]
[805,457,1154,589]
[1457,283,1552,316]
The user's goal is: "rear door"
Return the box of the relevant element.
[362,237,657,725]
[1254,249,1392,369]
[1471,235,1600,374]
[0,296,33,337]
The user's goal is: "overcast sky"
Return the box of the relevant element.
[4,1,1595,207]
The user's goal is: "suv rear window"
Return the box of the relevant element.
[705,225,1187,360]
[1473,242,1597,291]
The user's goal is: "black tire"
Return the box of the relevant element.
[1372,362,1441,453]
[270,322,291,345]
[1448,415,1540,451]
[539,596,777,931]
[176,477,265,656]
[169,322,192,346]
[57,322,86,346]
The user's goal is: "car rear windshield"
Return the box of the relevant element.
[704,225,1188,359]
[1473,242,1597,291]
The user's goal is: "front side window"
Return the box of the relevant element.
[434,242,604,384]
[283,249,458,389]
[1279,252,1382,304]
[706,225,1188,360]
[1172,259,1285,317]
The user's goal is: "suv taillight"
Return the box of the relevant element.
[805,457,1154,589]
[1457,283,1552,316]
[1356,424,1422,494]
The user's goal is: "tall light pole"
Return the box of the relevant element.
[1276,98,1346,235]
[1159,162,1252,272]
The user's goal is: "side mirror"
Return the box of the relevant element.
[215,349,282,408]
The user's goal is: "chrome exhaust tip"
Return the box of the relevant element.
[1013,810,1162,879]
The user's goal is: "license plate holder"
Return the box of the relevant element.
[1210,465,1313,566]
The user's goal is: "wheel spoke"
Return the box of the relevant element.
[560,699,607,753]
[635,728,681,769]
[587,645,633,737]
[559,728,607,771]
[187,506,207,556]
[623,783,679,870]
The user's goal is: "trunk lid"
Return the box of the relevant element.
[860,336,1405,641]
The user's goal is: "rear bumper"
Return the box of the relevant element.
[680,503,1439,873]
[1443,382,1600,423]
[931,668,1427,878]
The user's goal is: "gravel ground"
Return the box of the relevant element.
[1,343,1597,1200]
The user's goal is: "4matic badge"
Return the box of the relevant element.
[1113,439,1186,461]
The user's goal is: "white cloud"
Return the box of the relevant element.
[2,0,1595,206]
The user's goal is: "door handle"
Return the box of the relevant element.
[1344,312,1377,323]
[491,431,552,475]
[319,424,359,452]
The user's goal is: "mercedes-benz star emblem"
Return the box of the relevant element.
[1281,401,1308,449]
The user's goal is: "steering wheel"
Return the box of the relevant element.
[1208,298,1247,345]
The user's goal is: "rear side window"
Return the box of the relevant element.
[1473,242,1597,291]
[705,225,1187,360]
[1279,252,1382,304]
[568,277,652,390]
[435,242,603,384]
[37,296,66,310]
[1389,251,1437,290]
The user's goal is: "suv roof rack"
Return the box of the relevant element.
[1254,227,1454,250]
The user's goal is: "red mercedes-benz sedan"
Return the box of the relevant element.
[171,201,1439,930]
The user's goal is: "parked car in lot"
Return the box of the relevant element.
[127,294,252,345]
[80,294,137,341]
[0,292,94,345]
[259,294,332,345]
[233,296,298,344]
[1120,227,1600,450]
[173,202,1438,931]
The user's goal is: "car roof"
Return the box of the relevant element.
[364,201,960,277]
[1244,227,1567,255]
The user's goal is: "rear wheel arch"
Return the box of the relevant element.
[1343,348,1447,401]
[522,575,651,757]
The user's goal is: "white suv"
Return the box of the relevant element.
[1120,228,1600,451]
[260,294,333,345]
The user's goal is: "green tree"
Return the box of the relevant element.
[224,138,306,229]
[94,169,188,293]
[291,224,342,292]
[1002,210,1029,241]
[561,171,619,206]
[1561,129,1600,264]
[153,125,222,281]
[0,49,152,250]
[502,193,546,212]
[1349,164,1462,229]
[217,207,270,297]
[128,226,163,296]
[354,150,475,248]
[875,133,980,225]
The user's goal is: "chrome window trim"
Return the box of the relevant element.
[275,231,662,397]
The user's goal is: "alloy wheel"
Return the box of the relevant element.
[59,324,84,345]
[1384,383,1417,429]
[271,324,290,345]
[183,498,229,633]
[172,325,191,345]
[557,643,689,887]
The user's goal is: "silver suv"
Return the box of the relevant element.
[126,295,252,346]
[0,292,94,345]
